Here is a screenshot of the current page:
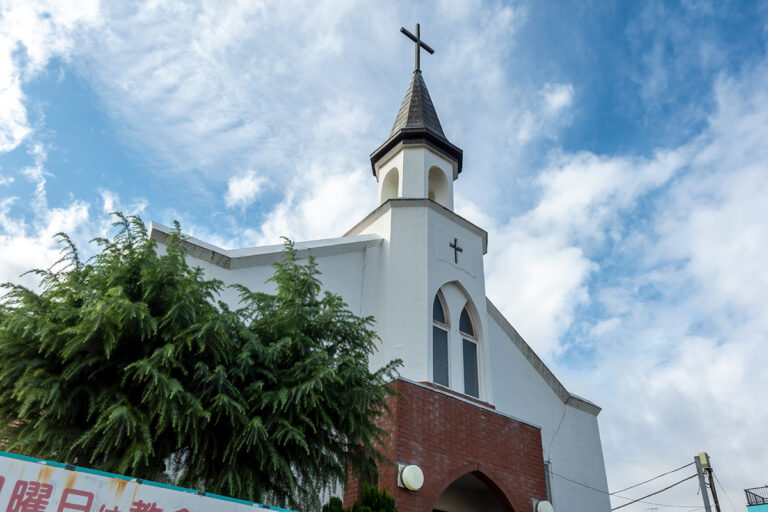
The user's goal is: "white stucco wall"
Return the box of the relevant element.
[486,306,611,512]
[149,226,379,320]
[349,199,490,399]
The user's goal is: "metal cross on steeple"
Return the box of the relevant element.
[400,23,435,72]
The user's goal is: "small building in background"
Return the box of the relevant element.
[747,486,768,512]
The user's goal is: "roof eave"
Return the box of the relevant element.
[369,127,463,177]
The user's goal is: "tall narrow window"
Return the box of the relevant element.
[432,294,449,387]
[459,306,479,398]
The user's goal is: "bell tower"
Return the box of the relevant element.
[349,23,489,399]
[345,26,555,512]
[370,24,463,210]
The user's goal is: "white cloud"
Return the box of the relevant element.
[0,1,102,278]
[0,146,145,292]
[0,75,31,153]
[49,0,532,218]
[225,170,266,209]
[486,227,595,356]
[484,56,768,507]
[0,0,101,152]
[20,142,50,214]
[252,163,374,245]
[75,1,385,185]
[98,188,147,217]
[484,146,685,356]
[0,183,151,294]
[0,196,92,290]
[515,82,576,144]
[542,83,574,113]
[99,188,119,213]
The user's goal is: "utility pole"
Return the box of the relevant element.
[694,455,713,512]
[699,452,722,512]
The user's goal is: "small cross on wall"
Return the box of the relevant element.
[449,237,463,264]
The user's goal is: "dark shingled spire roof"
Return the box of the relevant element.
[389,70,446,139]
[370,71,462,176]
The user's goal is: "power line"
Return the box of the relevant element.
[612,463,695,495]
[630,503,701,510]
[712,473,738,512]
[549,468,612,496]
[612,474,699,511]
[548,469,702,509]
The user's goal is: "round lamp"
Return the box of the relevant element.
[536,500,555,512]
[401,465,424,491]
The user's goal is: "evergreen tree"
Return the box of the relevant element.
[0,214,400,510]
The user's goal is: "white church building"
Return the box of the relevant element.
[150,26,611,512]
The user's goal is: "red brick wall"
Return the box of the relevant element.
[345,379,548,512]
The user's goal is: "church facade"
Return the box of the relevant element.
[149,30,610,512]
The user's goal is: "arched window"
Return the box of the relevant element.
[380,167,399,204]
[432,293,449,387]
[459,306,479,398]
[428,166,450,207]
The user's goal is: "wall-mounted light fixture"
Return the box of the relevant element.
[397,464,424,491]
[531,498,554,512]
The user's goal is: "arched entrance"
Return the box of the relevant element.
[432,471,514,512]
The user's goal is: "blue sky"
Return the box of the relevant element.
[2,1,767,510]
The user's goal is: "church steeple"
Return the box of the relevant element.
[370,70,463,179]
[389,70,447,140]
[370,24,463,210]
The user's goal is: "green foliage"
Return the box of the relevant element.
[322,496,345,512]
[322,484,397,512]
[351,484,397,512]
[0,214,401,510]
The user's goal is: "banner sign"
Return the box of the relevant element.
[0,451,292,512]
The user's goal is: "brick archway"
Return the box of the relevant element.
[428,464,516,512]
[345,379,548,512]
